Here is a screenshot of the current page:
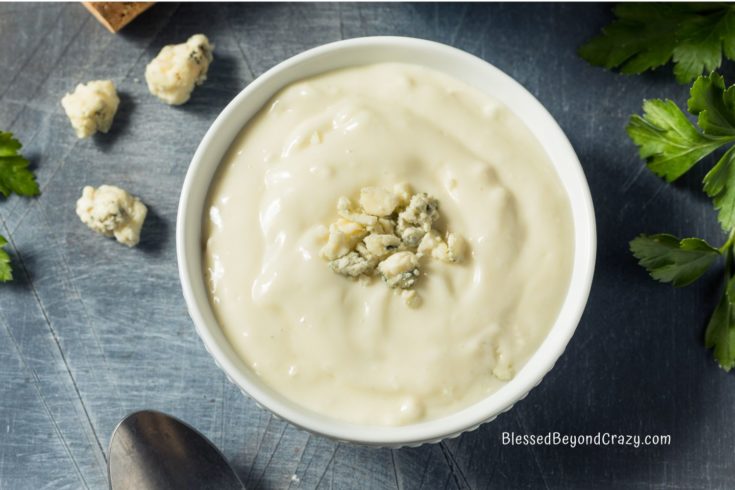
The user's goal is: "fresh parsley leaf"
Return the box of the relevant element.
[0,131,40,198]
[0,131,40,284]
[0,234,11,282]
[580,3,735,84]
[705,281,735,371]
[626,98,728,182]
[630,233,721,287]
[688,72,735,136]
[579,5,682,76]
[703,146,735,230]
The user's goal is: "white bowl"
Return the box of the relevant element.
[177,36,596,447]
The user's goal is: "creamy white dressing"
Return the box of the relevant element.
[203,63,574,426]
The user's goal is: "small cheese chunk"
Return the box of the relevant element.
[320,230,349,261]
[369,217,396,235]
[378,251,420,289]
[492,348,515,381]
[61,80,120,138]
[320,218,367,260]
[446,232,466,263]
[363,233,402,259]
[145,34,214,105]
[76,185,147,247]
[359,186,398,216]
[397,225,425,248]
[401,290,422,308]
[417,230,447,258]
[418,231,466,263]
[398,192,440,231]
[329,252,374,277]
[393,183,413,207]
[336,196,377,226]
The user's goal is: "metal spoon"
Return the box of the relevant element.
[109,410,245,490]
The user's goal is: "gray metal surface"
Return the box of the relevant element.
[1,3,733,489]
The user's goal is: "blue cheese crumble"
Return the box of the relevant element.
[76,185,147,247]
[378,251,420,289]
[145,34,214,105]
[61,80,120,138]
[321,185,466,306]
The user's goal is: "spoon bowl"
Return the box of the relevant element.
[108,410,245,490]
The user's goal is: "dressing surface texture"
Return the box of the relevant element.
[205,63,574,425]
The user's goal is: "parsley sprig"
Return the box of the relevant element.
[580,3,735,84]
[628,72,735,370]
[0,131,40,282]
[0,235,11,282]
[0,131,39,198]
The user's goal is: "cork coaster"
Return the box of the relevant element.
[82,2,154,33]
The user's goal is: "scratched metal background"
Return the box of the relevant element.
[1,2,733,489]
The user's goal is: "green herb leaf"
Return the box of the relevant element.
[580,3,735,83]
[0,234,11,282]
[626,99,728,182]
[630,233,721,287]
[703,146,735,230]
[579,4,681,76]
[0,131,40,198]
[688,72,735,136]
[705,281,735,371]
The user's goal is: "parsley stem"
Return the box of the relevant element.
[719,229,735,255]
[723,229,734,288]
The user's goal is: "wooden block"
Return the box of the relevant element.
[82,2,154,33]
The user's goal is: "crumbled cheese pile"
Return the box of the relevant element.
[145,34,214,105]
[61,80,120,138]
[76,185,148,247]
[320,185,466,306]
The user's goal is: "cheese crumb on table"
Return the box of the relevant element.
[145,34,214,105]
[320,184,467,306]
[76,185,147,247]
[61,80,120,138]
